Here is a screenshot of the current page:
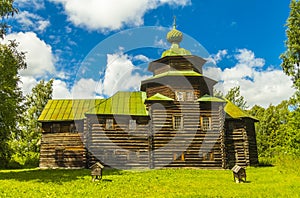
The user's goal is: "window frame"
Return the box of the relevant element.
[51,123,61,133]
[186,91,194,101]
[129,119,137,130]
[202,151,214,161]
[200,116,212,131]
[173,115,183,130]
[173,152,185,161]
[105,118,114,130]
[175,91,184,101]
[175,91,195,101]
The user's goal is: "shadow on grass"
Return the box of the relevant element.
[0,168,122,184]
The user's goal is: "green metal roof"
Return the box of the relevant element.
[197,94,226,103]
[38,99,104,122]
[86,91,149,116]
[143,70,202,82]
[161,47,192,58]
[146,93,174,101]
[224,99,258,121]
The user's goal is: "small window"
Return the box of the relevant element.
[105,119,114,130]
[173,152,185,161]
[173,115,183,130]
[129,119,136,130]
[70,123,77,133]
[201,116,212,130]
[203,151,214,161]
[186,91,194,101]
[176,91,184,101]
[52,123,61,133]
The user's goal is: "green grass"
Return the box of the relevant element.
[0,167,299,198]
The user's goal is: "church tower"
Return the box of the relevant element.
[141,18,217,101]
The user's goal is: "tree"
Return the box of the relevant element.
[280,0,300,90]
[225,86,249,110]
[0,0,26,168]
[0,41,26,167]
[0,0,18,39]
[249,99,300,158]
[10,79,53,166]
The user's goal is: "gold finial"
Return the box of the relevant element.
[173,16,177,29]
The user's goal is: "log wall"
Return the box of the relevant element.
[150,102,224,168]
[85,116,150,169]
[39,132,85,168]
[224,119,258,168]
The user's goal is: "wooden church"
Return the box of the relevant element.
[38,22,259,169]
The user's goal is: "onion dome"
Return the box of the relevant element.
[167,20,183,44]
[161,17,191,58]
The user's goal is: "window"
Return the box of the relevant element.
[51,123,60,133]
[129,119,136,130]
[176,91,184,101]
[173,152,185,161]
[105,119,114,130]
[186,91,194,101]
[70,123,78,133]
[173,115,183,130]
[175,91,194,101]
[203,151,214,161]
[201,116,211,130]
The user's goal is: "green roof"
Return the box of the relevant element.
[143,70,202,82]
[224,99,258,121]
[161,47,192,58]
[146,93,174,101]
[86,91,149,116]
[197,94,226,103]
[38,99,104,122]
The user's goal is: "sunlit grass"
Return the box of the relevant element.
[1,165,299,198]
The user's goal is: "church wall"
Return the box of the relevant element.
[39,121,86,168]
[149,102,224,168]
[85,115,150,169]
[224,119,259,168]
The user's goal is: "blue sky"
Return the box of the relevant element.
[2,0,295,107]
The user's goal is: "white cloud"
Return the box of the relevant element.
[234,49,265,67]
[134,54,150,62]
[52,79,72,99]
[206,49,228,65]
[204,49,295,108]
[154,37,169,48]
[69,52,151,99]
[15,11,50,33]
[71,78,100,99]
[2,32,56,78]
[49,0,191,31]
[19,76,38,95]
[102,52,150,96]
[15,0,45,10]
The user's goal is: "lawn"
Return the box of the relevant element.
[0,166,299,198]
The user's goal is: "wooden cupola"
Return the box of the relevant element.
[140,19,217,100]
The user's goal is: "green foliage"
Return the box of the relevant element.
[213,88,223,98]
[249,98,300,158]
[280,0,300,90]
[0,167,299,197]
[225,86,248,110]
[9,79,53,167]
[0,41,26,168]
[0,0,18,39]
